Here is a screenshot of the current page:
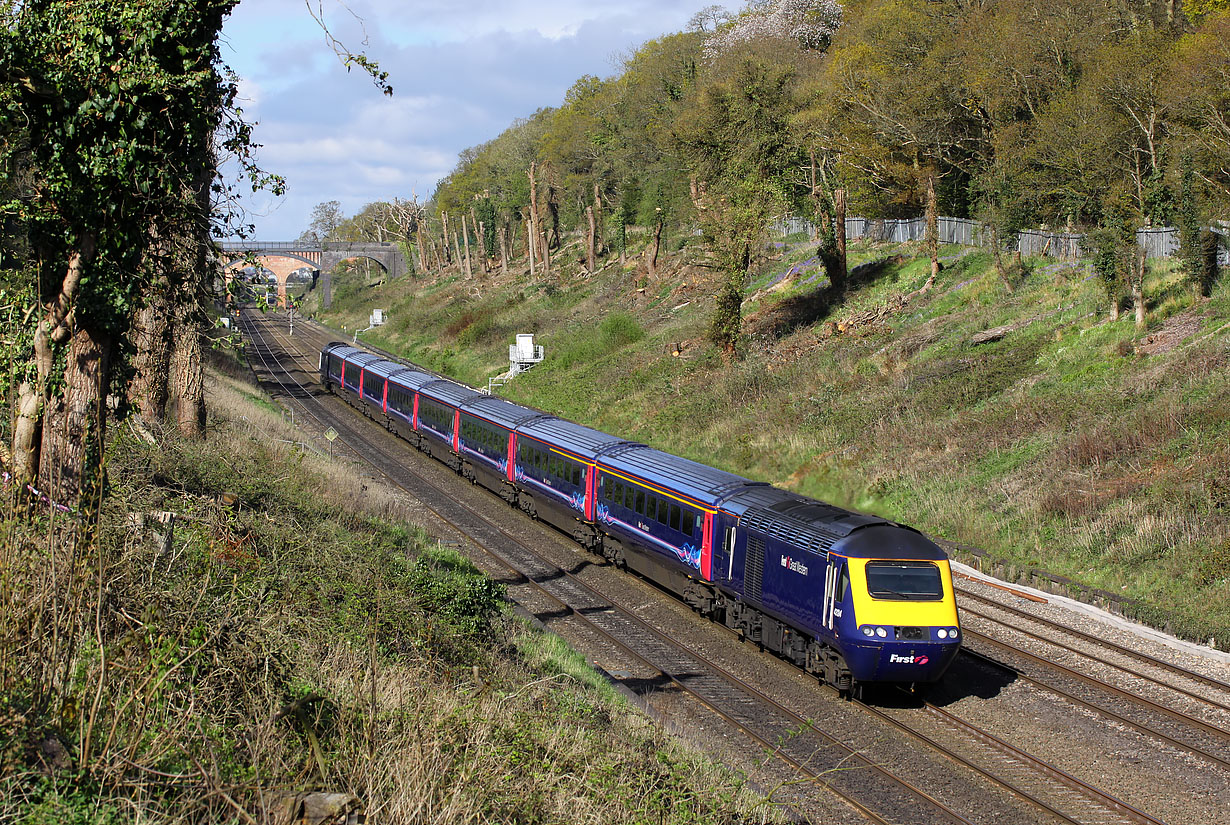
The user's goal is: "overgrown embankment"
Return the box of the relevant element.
[0,358,777,823]
[319,234,1230,649]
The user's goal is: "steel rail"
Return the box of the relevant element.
[956,589,1230,711]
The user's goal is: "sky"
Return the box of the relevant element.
[219,0,707,240]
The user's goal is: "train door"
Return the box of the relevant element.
[822,556,847,635]
[712,515,746,590]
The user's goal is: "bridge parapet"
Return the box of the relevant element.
[218,240,406,308]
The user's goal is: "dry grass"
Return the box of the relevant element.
[0,367,781,824]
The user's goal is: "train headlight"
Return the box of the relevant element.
[862,627,875,637]
[937,628,948,639]
[875,627,887,638]
[949,628,960,641]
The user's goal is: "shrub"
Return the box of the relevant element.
[405,545,506,635]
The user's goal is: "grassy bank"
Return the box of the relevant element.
[0,359,778,823]
[319,234,1230,649]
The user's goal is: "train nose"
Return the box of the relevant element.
[848,641,961,682]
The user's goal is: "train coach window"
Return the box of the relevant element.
[865,561,943,601]
[656,498,668,525]
[669,504,680,532]
[634,490,645,515]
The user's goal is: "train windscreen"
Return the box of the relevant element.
[865,561,943,601]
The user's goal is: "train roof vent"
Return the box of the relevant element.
[768,498,844,522]
[742,508,832,554]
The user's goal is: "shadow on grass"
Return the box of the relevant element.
[747,255,906,339]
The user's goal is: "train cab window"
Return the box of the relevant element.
[865,561,943,601]
[669,504,680,531]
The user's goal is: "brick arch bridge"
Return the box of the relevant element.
[218,241,406,308]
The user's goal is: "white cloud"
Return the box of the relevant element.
[220,0,706,238]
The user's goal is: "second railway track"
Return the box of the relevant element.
[235,308,1223,825]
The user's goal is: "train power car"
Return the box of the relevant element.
[319,342,961,693]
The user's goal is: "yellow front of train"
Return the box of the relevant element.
[836,526,962,683]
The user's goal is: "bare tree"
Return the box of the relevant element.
[688,4,733,33]
[461,213,473,278]
[925,174,939,290]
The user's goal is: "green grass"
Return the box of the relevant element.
[315,237,1230,648]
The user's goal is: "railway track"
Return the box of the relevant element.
[237,312,977,824]
[950,588,1230,772]
[235,309,1188,825]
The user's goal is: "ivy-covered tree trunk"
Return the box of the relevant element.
[3,0,245,506]
[593,184,605,257]
[498,224,509,274]
[925,175,939,289]
[833,188,848,293]
[12,239,96,495]
[710,243,750,355]
[586,205,596,274]
[171,300,205,439]
[38,326,111,508]
[1132,248,1147,330]
[128,277,173,425]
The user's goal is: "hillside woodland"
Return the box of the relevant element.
[326,0,1230,345]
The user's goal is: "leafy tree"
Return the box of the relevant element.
[676,59,802,353]
[1178,152,1203,286]
[299,199,346,244]
[1167,12,1230,214]
[1184,0,1230,24]
[1091,193,1138,320]
[1,0,240,506]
